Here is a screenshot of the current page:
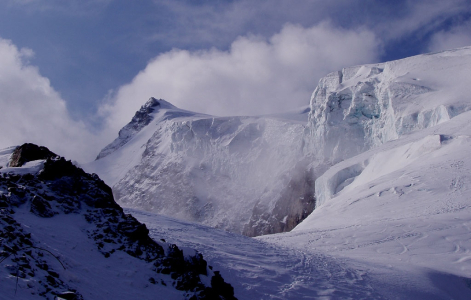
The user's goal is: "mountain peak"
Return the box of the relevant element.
[146,97,178,110]
[96,97,175,160]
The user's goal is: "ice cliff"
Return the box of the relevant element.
[307,46,471,207]
[306,47,471,165]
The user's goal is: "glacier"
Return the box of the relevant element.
[306,47,471,166]
[88,46,471,239]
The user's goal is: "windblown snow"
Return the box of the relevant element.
[86,98,311,235]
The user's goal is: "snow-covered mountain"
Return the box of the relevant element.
[88,46,471,239]
[0,144,235,300]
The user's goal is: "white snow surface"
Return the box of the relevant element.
[259,111,471,298]
[0,146,15,168]
[1,208,184,300]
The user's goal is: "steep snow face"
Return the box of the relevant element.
[87,98,312,235]
[307,46,471,165]
[85,98,206,187]
[113,116,308,234]
[96,98,180,160]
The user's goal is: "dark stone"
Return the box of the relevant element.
[47,271,59,278]
[46,275,58,287]
[243,164,316,237]
[55,291,79,300]
[38,157,81,180]
[30,196,56,218]
[210,271,236,300]
[9,143,57,167]
[117,220,149,241]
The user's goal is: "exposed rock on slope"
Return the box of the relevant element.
[97,98,182,160]
[243,164,315,237]
[0,144,235,300]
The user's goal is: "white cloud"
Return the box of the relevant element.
[5,0,113,14]
[428,21,471,52]
[101,22,380,133]
[375,0,469,40]
[0,38,102,162]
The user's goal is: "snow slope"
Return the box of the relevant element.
[128,109,471,299]
[259,110,471,299]
[130,208,386,300]
[87,98,312,235]
[114,47,471,298]
[131,198,471,299]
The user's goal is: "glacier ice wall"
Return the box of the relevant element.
[307,47,471,208]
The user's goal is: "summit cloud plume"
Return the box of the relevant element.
[101,23,380,133]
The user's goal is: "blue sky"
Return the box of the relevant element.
[0,0,470,162]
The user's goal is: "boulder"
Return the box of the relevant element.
[9,143,57,167]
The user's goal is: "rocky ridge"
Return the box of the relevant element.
[0,144,235,300]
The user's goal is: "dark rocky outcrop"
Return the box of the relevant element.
[243,166,316,237]
[96,97,162,160]
[9,143,58,167]
[1,144,236,299]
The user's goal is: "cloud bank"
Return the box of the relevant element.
[0,38,101,162]
[102,22,380,133]
[428,20,471,52]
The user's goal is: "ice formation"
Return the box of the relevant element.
[306,47,471,205]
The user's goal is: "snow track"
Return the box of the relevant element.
[129,209,383,300]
